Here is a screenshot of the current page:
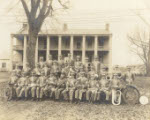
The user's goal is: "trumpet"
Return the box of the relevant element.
[112,88,122,105]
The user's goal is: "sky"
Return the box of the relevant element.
[0,0,150,66]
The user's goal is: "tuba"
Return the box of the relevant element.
[112,88,122,105]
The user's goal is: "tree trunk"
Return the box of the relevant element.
[26,29,38,69]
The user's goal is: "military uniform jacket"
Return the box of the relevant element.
[99,79,110,90]
[29,76,37,87]
[9,75,18,86]
[46,60,53,68]
[37,76,47,87]
[17,77,26,87]
[66,77,76,89]
[42,67,50,76]
[47,76,57,87]
[111,78,120,88]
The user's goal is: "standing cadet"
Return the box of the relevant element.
[42,63,50,77]
[93,56,101,77]
[51,60,60,79]
[39,57,45,69]
[124,67,135,85]
[29,71,38,101]
[47,55,53,68]
[55,72,67,100]
[75,56,82,73]
[84,58,90,73]
[33,63,41,76]
[13,64,21,77]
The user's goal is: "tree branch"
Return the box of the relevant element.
[20,0,30,19]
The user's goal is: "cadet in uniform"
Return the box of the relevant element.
[66,72,76,102]
[29,72,38,100]
[33,63,41,76]
[39,57,45,69]
[77,72,88,102]
[124,67,135,85]
[55,72,67,100]
[47,73,57,99]
[93,56,101,77]
[16,72,26,99]
[46,55,53,68]
[86,74,99,103]
[98,74,111,101]
[36,71,47,100]
[8,72,19,100]
[42,63,50,77]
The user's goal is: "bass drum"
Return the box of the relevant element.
[122,85,140,105]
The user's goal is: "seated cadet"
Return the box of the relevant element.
[8,72,19,100]
[29,71,38,101]
[55,72,67,100]
[78,72,88,102]
[86,74,99,103]
[47,73,57,99]
[68,72,76,103]
[36,71,47,101]
[16,71,26,99]
[98,74,111,101]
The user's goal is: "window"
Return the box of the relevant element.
[2,63,6,68]
[99,40,104,48]
[77,41,81,49]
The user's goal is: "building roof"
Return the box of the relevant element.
[12,24,112,36]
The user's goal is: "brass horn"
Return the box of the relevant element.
[112,88,122,105]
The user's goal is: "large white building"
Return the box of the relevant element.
[10,24,112,72]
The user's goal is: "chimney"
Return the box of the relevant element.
[63,23,68,31]
[105,23,109,31]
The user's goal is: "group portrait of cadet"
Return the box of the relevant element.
[8,53,134,103]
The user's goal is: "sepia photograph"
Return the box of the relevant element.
[0,0,150,120]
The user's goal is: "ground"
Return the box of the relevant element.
[0,72,150,120]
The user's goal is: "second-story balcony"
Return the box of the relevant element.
[13,45,23,50]
[98,46,109,51]
[38,45,47,50]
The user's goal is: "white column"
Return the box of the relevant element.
[94,35,98,57]
[23,35,27,69]
[82,36,86,63]
[10,34,14,71]
[109,34,112,74]
[58,36,62,61]
[46,36,50,61]
[35,36,39,63]
[70,36,74,59]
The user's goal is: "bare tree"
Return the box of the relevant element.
[19,0,68,68]
[127,28,150,76]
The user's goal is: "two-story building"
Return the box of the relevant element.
[10,24,112,72]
